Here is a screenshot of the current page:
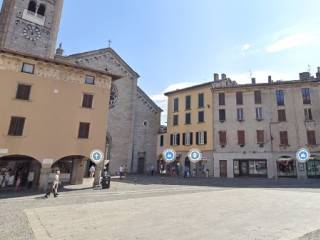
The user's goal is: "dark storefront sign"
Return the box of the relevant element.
[234,159,267,177]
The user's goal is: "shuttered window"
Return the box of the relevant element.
[198,93,204,108]
[238,130,245,145]
[257,130,264,144]
[236,92,243,105]
[219,109,226,122]
[185,113,191,124]
[307,130,316,145]
[278,109,286,122]
[185,95,191,110]
[198,111,205,123]
[16,84,31,100]
[173,98,179,112]
[280,131,288,146]
[219,131,227,146]
[8,117,26,136]
[78,122,90,139]
[304,108,313,121]
[196,131,207,145]
[219,92,225,106]
[302,88,311,105]
[254,90,262,104]
[82,94,94,108]
[173,115,179,126]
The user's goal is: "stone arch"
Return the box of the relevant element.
[37,4,46,16]
[0,154,41,188]
[27,0,37,13]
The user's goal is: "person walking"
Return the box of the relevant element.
[27,170,35,189]
[89,165,95,178]
[45,170,60,198]
[151,165,155,176]
[119,165,124,179]
[15,173,22,192]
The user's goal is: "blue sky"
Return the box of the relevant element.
[3,0,320,123]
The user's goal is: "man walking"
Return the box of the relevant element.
[45,170,60,198]
[119,165,124,179]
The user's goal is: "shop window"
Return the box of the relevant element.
[78,122,90,139]
[16,84,31,100]
[8,116,26,136]
[82,94,93,108]
[277,158,297,177]
[307,156,320,178]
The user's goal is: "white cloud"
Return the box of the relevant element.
[266,33,318,53]
[241,43,251,51]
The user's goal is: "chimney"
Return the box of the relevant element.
[55,43,64,56]
[317,67,320,79]
[214,73,219,82]
[268,75,272,84]
[299,72,310,81]
[221,73,227,80]
[251,78,256,85]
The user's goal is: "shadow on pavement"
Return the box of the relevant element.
[112,175,320,189]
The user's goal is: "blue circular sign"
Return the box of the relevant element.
[90,149,104,163]
[162,149,176,162]
[188,149,202,163]
[163,149,176,162]
[296,148,310,163]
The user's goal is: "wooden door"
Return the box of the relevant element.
[220,160,227,177]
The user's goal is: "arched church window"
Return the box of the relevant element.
[27,1,37,13]
[37,4,46,16]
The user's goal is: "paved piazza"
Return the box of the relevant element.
[1,177,320,240]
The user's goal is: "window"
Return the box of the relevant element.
[237,130,245,146]
[170,133,180,146]
[21,63,34,74]
[307,130,317,145]
[219,92,225,106]
[278,109,286,122]
[280,131,288,146]
[16,84,31,100]
[82,94,93,108]
[237,108,244,121]
[196,131,207,145]
[37,4,46,16]
[85,75,95,85]
[183,132,193,146]
[304,108,313,121]
[185,113,191,124]
[160,135,164,147]
[302,88,311,105]
[256,107,263,120]
[219,109,226,122]
[198,111,204,123]
[254,90,262,104]
[185,95,191,110]
[219,131,227,146]
[198,93,204,108]
[173,98,179,112]
[28,1,37,12]
[78,122,90,139]
[143,121,148,127]
[236,92,243,105]
[8,117,25,136]
[173,115,179,126]
[276,90,285,106]
[257,130,264,144]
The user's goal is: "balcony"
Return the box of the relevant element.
[22,9,46,26]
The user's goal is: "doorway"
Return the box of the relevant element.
[219,160,227,177]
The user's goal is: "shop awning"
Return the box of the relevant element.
[278,157,293,161]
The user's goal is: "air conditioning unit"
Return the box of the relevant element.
[240,144,245,148]
[259,143,264,148]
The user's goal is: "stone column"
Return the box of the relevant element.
[93,160,103,187]
[38,167,52,192]
[70,158,86,185]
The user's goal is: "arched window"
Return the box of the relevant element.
[37,4,46,16]
[27,1,37,13]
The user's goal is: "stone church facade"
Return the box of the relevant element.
[58,48,162,175]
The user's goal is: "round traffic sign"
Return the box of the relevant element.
[296,148,310,163]
[188,149,202,163]
[90,149,104,163]
[163,149,176,163]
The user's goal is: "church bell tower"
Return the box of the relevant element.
[0,0,64,59]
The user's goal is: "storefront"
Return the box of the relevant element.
[277,157,297,178]
[51,158,73,184]
[233,159,267,177]
[307,155,320,178]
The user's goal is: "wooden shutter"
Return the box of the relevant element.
[236,92,243,105]
[219,131,227,145]
[254,90,262,104]
[182,133,186,145]
[16,84,31,100]
[190,132,193,145]
[170,134,173,146]
[278,110,286,121]
[238,130,245,145]
[78,122,90,139]
[196,132,199,145]
[219,93,225,105]
[257,130,264,144]
[307,130,316,145]
[280,131,288,145]
[204,131,207,145]
[176,134,180,145]
[8,117,25,136]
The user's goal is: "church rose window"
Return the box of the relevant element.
[109,84,119,109]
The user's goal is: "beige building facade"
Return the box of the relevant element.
[0,49,116,189]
